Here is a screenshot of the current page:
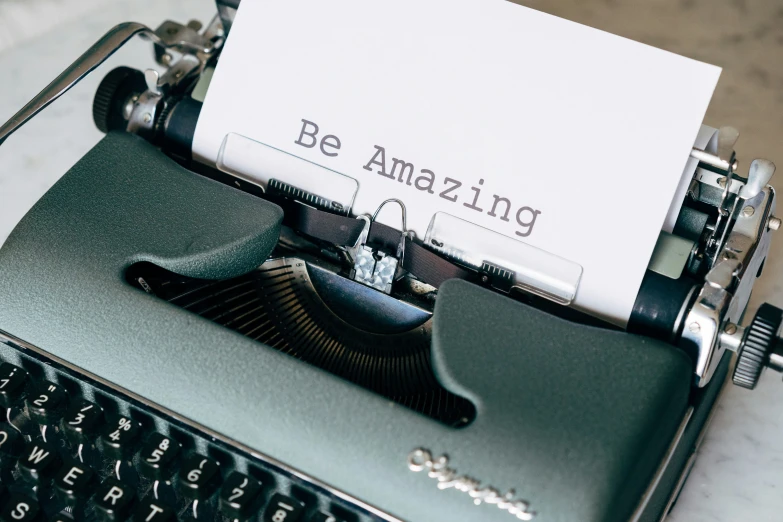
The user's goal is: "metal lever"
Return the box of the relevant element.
[700,127,741,265]
[372,198,411,265]
[144,69,163,96]
[716,126,740,165]
[689,126,740,173]
[714,126,740,213]
[0,22,164,147]
[742,159,776,200]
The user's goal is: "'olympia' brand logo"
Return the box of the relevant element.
[407,448,535,520]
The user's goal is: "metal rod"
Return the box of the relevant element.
[0,22,162,147]
[690,148,738,172]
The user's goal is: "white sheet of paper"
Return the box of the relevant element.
[192,0,720,325]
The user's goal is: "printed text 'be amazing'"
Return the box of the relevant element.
[294,119,542,237]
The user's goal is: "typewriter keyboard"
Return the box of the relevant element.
[0,334,385,522]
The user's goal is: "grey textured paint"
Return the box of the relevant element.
[0,132,693,522]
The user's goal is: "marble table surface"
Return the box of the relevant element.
[0,1,782,521]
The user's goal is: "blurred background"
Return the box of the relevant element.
[0,0,781,520]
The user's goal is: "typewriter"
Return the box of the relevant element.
[0,2,780,522]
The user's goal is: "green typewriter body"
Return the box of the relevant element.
[0,4,780,522]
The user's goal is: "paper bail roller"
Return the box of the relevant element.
[424,212,583,305]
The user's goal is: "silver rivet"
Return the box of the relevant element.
[143,113,152,124]
[769,216,781,231]
[724,323,737,335]
[689,322,701,333]
[161,53,173,65]
[742,206,755,217]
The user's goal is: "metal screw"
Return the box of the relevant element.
[769,216,782,231]
[742,206,755,218]
[160,53,173,65]
[724,323,737,335]
[689,322,701,333]
[142,113,152,124]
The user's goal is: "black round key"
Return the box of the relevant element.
[61,400,103,446]
[137,433,180,480]
[218,472,262,520]
[134,498,174,522]
[263,494,304,522]
[176,453,221,500]
[92,479,136,522]
[53,459,95,507]
[0,423,23,458]
[99,416,140,460]
[0,364,28,409]
[0,493,39,522]
[25,381,67,426]
[17,441,61,486]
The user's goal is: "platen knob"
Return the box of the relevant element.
[732,303,783,389]
[92,66,147,134]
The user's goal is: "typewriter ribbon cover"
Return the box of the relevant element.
[192,0,721,325]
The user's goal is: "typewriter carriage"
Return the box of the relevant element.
[68,15,783,392]
[0,0,781,397]
[0,8,782,392]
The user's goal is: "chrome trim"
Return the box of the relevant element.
[0,329,403,522]
[659,454,696,522]
[628,407,694,522]
[681,185,776,388]
[659,368,731,521]
[0,23,160,146]
[672,284,698,343]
